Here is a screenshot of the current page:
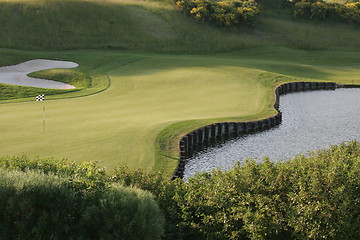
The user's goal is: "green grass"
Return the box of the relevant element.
[29,69,91,88]
[0,0,359,53]
[0,69,93,101]
[0,0,360,176]
[0,72,109,103]
[0,48,359,176]
[0,49,111,103]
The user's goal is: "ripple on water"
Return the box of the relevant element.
[184,88,360,179]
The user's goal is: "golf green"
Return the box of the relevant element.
[1,49,360,176]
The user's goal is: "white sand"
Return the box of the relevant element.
[0,59,79,89]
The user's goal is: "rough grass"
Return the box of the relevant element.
[0,84,71,100]
[0,69,92,101]
[0,49,111,103]
[0,0,359,52]
[28,69,91,88]
[0,69,109,102]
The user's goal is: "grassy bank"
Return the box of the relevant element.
[0,0,359,52]
[0,48,359,176]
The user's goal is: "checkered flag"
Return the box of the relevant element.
[36,95,45,101]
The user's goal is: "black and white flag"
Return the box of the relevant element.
[36,95,45,101]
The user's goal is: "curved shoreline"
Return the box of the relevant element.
[0,59,78,89]
[172,82,360,179]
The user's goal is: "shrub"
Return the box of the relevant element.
[0,170,80,239]
[286,141,360,239]
[80,184,165,240]
[0,156,108,191]
[175,0,260,27]
[110,141,360,239]
[174,141,360,239]
[2,141,360,239]
[0,169,165,240]
[176,160,293,240]
[255,0,292,9]
[293,0,360,23]
[111,167,188,240]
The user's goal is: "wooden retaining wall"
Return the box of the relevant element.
[172,81,337,179]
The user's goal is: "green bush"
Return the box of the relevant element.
[0,170,80,239]
[111,167,188,240]
[0,156,108,191]
[286,141,360,239]
[255,0,292,9]
[0,169,165,240]
[173,141,360,239]
[293,0,360,23]
[175,160,293,240]
[2,141,360,239]
[80,184,165,240]
[175,0,260,27]
[111,141,360,240]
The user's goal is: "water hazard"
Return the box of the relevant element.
[184,88,360,179]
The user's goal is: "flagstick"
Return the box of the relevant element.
[43,103,46,132]
[36,95,46,132]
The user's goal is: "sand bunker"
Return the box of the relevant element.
[0,59,79,89]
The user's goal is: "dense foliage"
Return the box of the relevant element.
[114,141,360,240]
[255,0,291,9]
[0,159,164,240]
[1,141,360,239]
[293,0,360,23]
[175,0,260,27]
[174,0,360,28]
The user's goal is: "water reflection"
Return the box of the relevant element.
[184,88,360,179]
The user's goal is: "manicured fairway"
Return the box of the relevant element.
[1,49,360,176]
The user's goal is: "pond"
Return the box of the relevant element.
[184,88,360,179]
